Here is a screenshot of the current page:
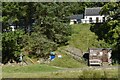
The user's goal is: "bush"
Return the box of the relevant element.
[2,30,25,63]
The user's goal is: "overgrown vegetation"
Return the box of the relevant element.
[2,30,25,63]
[2,2,119,79]
[2,2,120,65]
[2,2,107,64]
[2,3,73,63]
[91,2,120,64]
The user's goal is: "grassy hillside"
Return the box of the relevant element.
[48,23,110,68]
[69,23,110,52]
[48,49,86,68]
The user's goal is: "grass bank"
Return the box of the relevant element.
[48,49,86,68]
[69,24,110,52]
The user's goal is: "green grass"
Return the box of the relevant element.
[48,49,86,68]
[2,64,60,73]
[3,68,118,78]
[69,23,110,52]
[79,69,118,78]
[48,23,110,68]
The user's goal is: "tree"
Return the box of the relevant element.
[2,30,25,63]
[2,3,72,63]
[100,2,120,46]
[90,2,120,64]
[34,3,72,46]
[2,2,36,33]
[2,2,108,63]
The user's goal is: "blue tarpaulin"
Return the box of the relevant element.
[50,55,55,60]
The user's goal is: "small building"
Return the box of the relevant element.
[88,48,112,66]
[81,7,106,23]
[68,14,84,25]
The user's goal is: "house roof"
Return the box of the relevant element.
[85,7,102,16]
[68,14,84,19]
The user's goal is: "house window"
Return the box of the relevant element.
[89,17,92,23]
[96,17,99,23]
[103,17,105,22]
[77,19,81,23]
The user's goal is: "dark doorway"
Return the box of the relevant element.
[96,17,99,23]
[83,52,89,65]
[103,17,105,22]
[74,21,77,24]
[89,17,92,23]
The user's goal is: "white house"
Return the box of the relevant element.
[81,7,107,23]
[68,14,84,25]
[10,25,15,31]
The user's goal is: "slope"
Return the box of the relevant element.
[69,23,110,52]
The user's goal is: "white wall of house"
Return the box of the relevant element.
[10,25,15,31]
[70,19,78,25]
[81,15,106,23]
